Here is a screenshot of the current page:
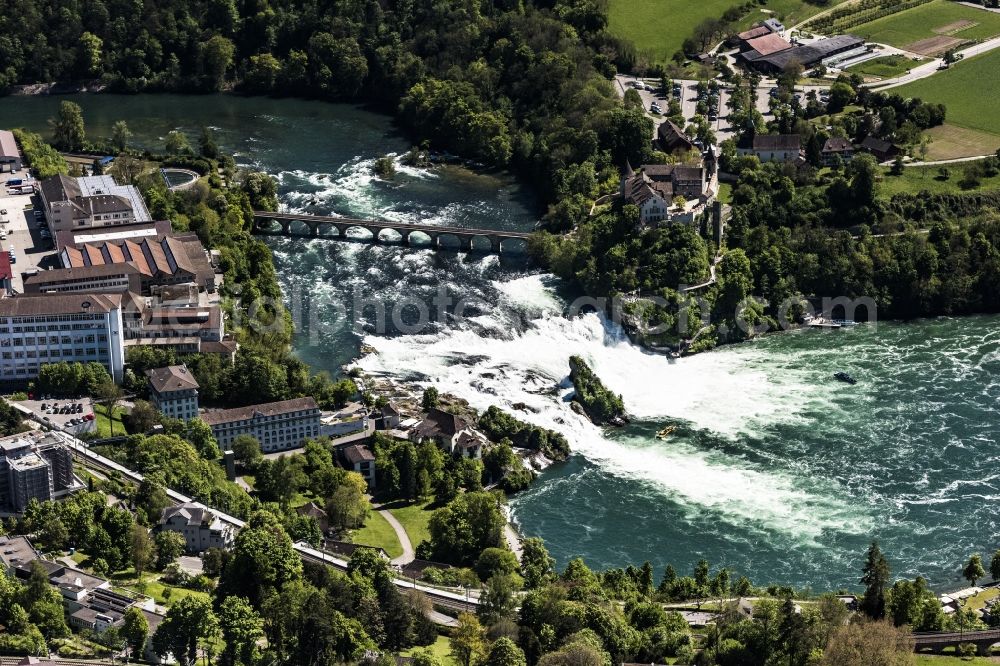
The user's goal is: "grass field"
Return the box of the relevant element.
[350,509,403,558]
[917,653,997,664]
[93,403,125,438]
[895,48,1000,138]
[607,0,834,63]
[387,499,436,551]
[847,54,924,79]
[403,636,455,664]
[879,162,1000,196]
[850,0,1000,50]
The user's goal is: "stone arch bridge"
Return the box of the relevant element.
[912,629,1000,655]
[253,211,532,254]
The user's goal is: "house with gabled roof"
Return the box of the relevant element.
[159,502,235,553]
[411,408,486,459]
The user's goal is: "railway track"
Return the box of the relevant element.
[58,432,480,616]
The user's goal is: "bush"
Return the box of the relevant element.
[13,129,69,177]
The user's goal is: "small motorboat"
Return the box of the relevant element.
[834,371,857,385]
[657,425,677,439]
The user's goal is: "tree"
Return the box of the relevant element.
[325,473,370,532]
[232,435,263,468]
[239,172,279,210]
[423,492,506,565]
[821,620,914,666]
[121,606,149,659]
[111,120,132,152]
[476,548,519,582]
[218,510,302,606]
[963,553,985,587]
[78,31,104,77]
[485,636,527,666]
[124,399,158,435]
[990,550,1000,582]
[451,613,487,666]
[479,574,518,626]
[861,541,890,620]
[422,387,440,411]
[219,596,263,666]
[154,596,220,666]
[199,126,220,159]
[520,537,555,589]
[155,531,186,570]
[827,82,855,114]
[50,101,86,151]
[95,380,124,436]
[166,130,191,155]
[184,418,220,459]
[129,524,156,580]
[199,35,236,90]
[111,153,144,185]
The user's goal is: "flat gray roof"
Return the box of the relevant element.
[0,130,19,159]
[78,175,152,222]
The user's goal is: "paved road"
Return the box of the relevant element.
[377,506,415,565]
[872,35,1000,89]
[905,154,995,166]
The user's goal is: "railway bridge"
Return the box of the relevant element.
[912,628,1000,654]
[253,211,532,253]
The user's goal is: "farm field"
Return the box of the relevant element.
[849,0,1000,53]
[894,48,1000,138]
[847,53,924,78]
[607,0,838,63]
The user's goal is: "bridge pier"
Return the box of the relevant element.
[251,211,529,255]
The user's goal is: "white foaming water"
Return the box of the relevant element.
[356,275,871,543]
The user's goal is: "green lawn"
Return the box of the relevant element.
[93,403,125,438]
[917,654,997,664]
[850,0,1000,49]
[387,499,436,551]
[402,636,454,665]
[878,162,1000,196]
[134,578,212,607]
[350,509,404,559]
[848,54,924,79]
[895,48,1000,137]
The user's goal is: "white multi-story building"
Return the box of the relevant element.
[147,364,200,421]
[0,294,125,383]
[202,397,321,453]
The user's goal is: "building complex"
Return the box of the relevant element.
[202,397,322,453]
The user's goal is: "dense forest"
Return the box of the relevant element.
[0,0,639,207]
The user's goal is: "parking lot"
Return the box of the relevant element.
[1,166,59,293]
[16,397,97,435]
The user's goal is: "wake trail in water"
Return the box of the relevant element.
[355,275,872,545]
